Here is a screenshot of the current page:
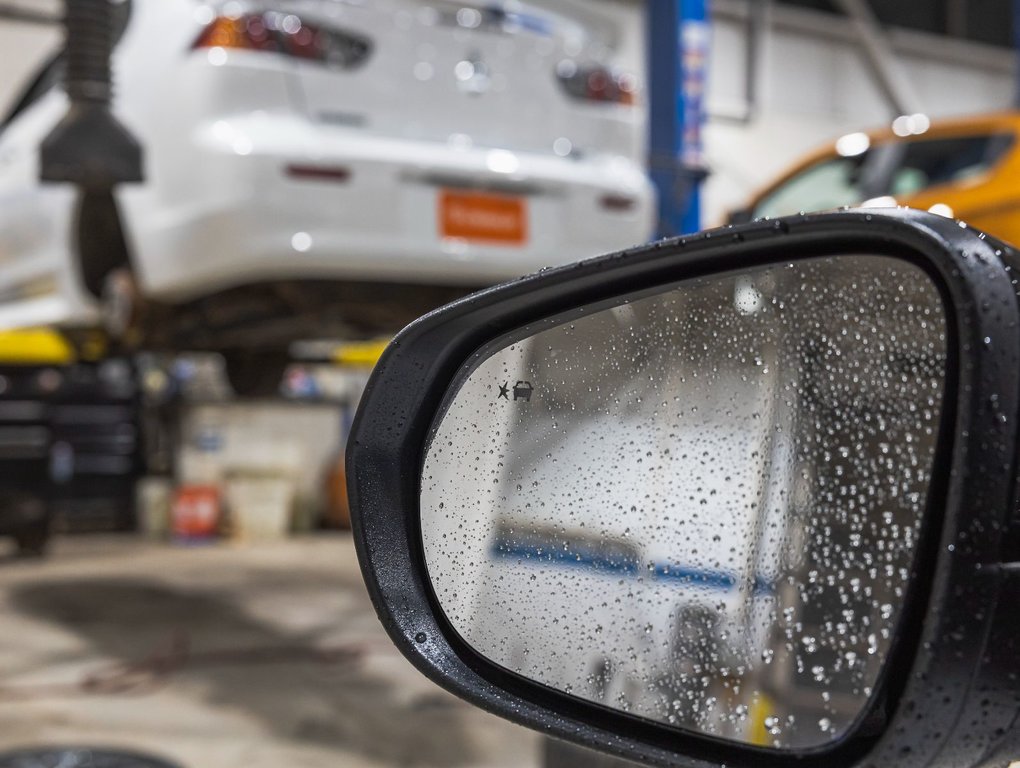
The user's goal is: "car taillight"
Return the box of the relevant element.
[193,12,371,69]
[557,61,637,106]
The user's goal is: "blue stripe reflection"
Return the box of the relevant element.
[491,540,773,596]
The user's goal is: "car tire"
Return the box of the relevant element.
[222,349,290,398]
[13,522,50,558]
[77,191,130,299]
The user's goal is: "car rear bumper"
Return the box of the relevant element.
[120,114,656,301]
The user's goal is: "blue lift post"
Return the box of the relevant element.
[647,0,710,237]
[1015,0,1020,106]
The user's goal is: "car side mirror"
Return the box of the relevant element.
[348,210,1020,768]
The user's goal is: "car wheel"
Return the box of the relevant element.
[222,349,290,398]
[77,191,130,298]
[13,522,50,558]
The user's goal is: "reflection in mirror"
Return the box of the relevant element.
[421,255,947,750]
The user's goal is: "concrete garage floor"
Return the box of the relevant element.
[0,535,540,768]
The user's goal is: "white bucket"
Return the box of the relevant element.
[136,476,174,539]
[225,476,295,541]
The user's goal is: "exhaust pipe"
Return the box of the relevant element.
[40,0,143,188]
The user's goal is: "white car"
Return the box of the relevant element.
[0,0,655,388]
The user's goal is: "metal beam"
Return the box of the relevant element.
[831,0,922,116]
[714,0,1012,75]
[0,4,60,24]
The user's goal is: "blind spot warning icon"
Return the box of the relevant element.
[513,381,534,402]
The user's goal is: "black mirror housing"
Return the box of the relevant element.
[347,209,1020,768]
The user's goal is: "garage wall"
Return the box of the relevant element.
[177,401,345,515]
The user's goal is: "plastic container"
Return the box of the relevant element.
[136,476,174,539]
[225,475,294,541]
[171,485,221,541]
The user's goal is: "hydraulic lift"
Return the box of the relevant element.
[647,0,710,237]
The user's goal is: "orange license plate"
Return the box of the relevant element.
[440,190,528,245]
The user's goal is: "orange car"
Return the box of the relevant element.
[730,113,1020,245]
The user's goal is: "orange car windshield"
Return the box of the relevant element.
[752,132,1014,219]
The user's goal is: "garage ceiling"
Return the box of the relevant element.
[0,1,1011,48]
[782,0,1012,48]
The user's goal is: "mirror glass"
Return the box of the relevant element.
[420,255,947,750]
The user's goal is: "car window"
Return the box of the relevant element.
[751,155,870,220]
[754,132,1016,221]
[888,133,1014,196]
